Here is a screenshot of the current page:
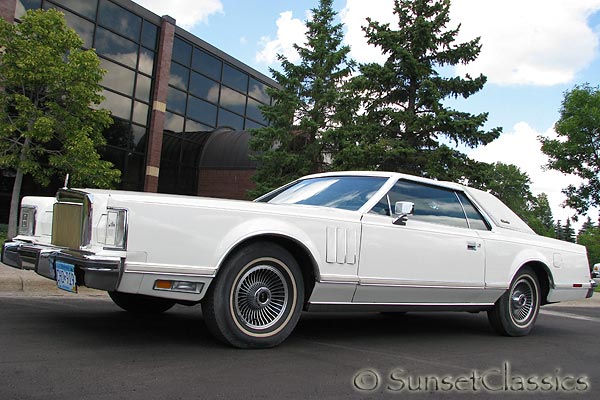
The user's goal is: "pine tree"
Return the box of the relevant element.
[555,220,564,240]
[249,0,354,197]
[578,216,595,237]
[334,0,500,178]
[563,219,576,243]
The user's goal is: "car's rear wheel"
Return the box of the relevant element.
[108,291,176,314]
[487,267,540,336]
[202,242,304,348]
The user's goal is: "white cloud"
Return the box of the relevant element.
[256,11,307,65]
[134,0,223,29]
[340,0,600,86]
[468,122,598,226]
[451,0,600,86]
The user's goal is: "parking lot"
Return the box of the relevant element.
[0,292,598,400]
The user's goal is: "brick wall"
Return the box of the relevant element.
[197,169,256,200]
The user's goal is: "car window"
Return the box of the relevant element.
[370,180,469,228]
[261,176,388,211]
[456,192,490,230]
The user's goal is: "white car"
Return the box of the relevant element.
[592,263,599,279]
[2,172,595,348]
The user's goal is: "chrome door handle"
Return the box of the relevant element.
[467,241,478,251]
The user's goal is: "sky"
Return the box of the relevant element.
[135,0,600,228]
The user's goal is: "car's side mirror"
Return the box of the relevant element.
[392,201,414,226]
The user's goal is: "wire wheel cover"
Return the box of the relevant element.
[510,277,536,326]
[234,264,289,330]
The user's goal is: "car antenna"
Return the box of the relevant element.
[63,174,69,189]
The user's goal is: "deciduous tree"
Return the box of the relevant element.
[0,9,120,238]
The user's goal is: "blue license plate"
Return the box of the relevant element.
[55,261,77,293]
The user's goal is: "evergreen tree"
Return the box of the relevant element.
[334,0,500,178]
[577,216,595,237]
[529,193,555,238]
[249,0,354,197]
[577,226,600,269]
[563,219,576,243]
[555,220,564,240]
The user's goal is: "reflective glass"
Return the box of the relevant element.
[219,87,246,115]
[100,58,135,96]
[248,78,270,103]
[187,96,217,127]
[246,98,266,124]
[222,64,248,93]
[169,62,189,90]
[100,89,132,120]
[43,4,94,48]
[53,0,96,19]
[218,109,243,130]
[192,48,222,81]
[164,112,184,133]
[95,27,138,69]
[15,0,41,19]
[132,101,149,125]
[138,48,155,75]
[189,72,219,103]
[135,74,152,102]
[244,119,265,130]
[172,37,192,66]
[122,153,144,191]
[98,0,141,42]
[141,20,158,50]
[185,119,212,133]
[101,117,133,148]
[166,87,186,114]
[131,124,147,151]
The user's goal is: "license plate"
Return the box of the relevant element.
[55,261,77,293]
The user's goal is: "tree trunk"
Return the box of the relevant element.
[7,138,30,240]
[7,168,24,240]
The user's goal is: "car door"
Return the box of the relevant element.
[354,179,488,304]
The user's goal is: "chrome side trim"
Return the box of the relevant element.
[359,277,485,289]
[306,301,494,312]
[310,301,495,306]
[124,262,217,277]
[319,274,359,284]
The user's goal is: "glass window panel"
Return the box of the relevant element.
[218,109,243,130]
[192,48,222,81]
[219,86,246,115]
[43,4,94,48]
[52,0,96,19]
[141,20,158,50]
[189,72,219,103]
[138,48,154,75]
[99,146,126,172]
[187,96,217,127]
[100,58,135,96]
[185,119,212,133]
[101,117,133,149]
[122,152,144,191]
[132,101,149,125]
[457,192,490,230]
[164,112,184,133]
[222,64,248,93]
[169,62,189,90]
[248,78,270,103]
[131,124,147,151]
[246,98,266,124]
[172,37,192,66]
[99,89,132,120]
[245,119,265,131]
[135,74,152,102]
[98,0,141,42]
[95,27,138,69]
[166,87,186,114]
[15,0,41,19]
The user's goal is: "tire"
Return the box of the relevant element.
[202,242,304,348]
[487,267,540,336]
[108,291,176,314]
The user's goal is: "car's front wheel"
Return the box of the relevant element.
[487,267,540,336]
[202,242,304,348]
[108,291,176,314]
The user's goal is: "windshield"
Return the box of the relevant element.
[258,176,388,211]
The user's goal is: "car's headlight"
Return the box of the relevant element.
[97,208,128,249]
[18,206,36,236]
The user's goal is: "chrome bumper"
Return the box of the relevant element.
[588,279,598,298]
[2,240,122,291]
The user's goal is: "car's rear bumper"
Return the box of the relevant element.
[588,279,598,298]
[2,240,122,291]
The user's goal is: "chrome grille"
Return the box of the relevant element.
[51,190,92,249]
